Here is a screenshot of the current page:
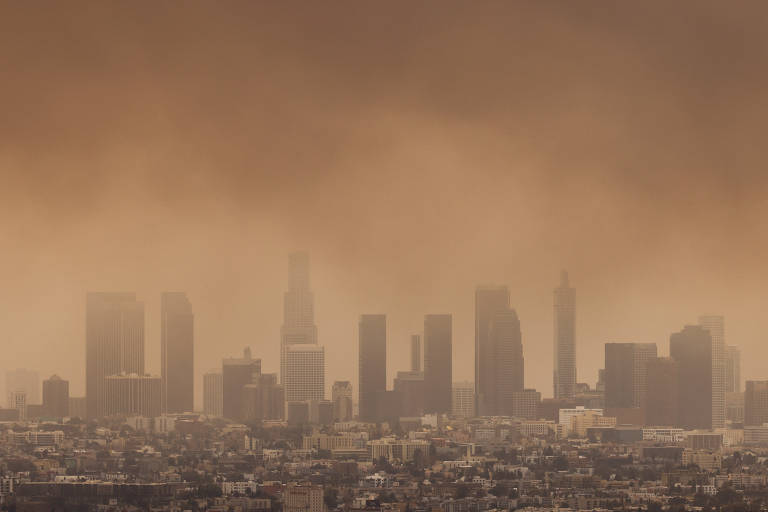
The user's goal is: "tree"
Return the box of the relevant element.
[324,488,339,509]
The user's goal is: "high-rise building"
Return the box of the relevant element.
[411,334,421,372]
[203,372,223,417]
[284,344,325,402]
[553,271,576,400]
[283,484,326,512]
[745,380,768,426]
[699,315,726,429]
[393,370,424,417]
[452,381,475,418]
[490,308,524,415]
[242,373,284,422]
[309,400,334,425]
[332,381,353,421]
[604,343,657,410]
[42,375,69,418]
[670,325,713,430]
[645,357,679,426]
[512,389,541,420]
[475,286,510,416]
[726,345,741,393]
[161,292,194,414]
[281,252,318,379]
[5,369,39,407]
[358,314,386,422]
[86,293,145,418]
[9,390,27,420]
[424,314,452,414]
[222,348,261,421]
[103,373,161,418]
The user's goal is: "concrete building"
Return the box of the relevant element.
[726,345,741,393]
[203,371,223,417]
[490,308,524,416]
[645,357,679,426]
[242,373,284,422]
[512,389,541,420]
[8,390,27,420]
[42,375,69,418]
[280,252,319,382]
[553,271,576,400]
[699,315,727,429]
[160,292,194,414]
[284,344,325,402]
[103,373,161,418]
[604,343,657,410]
[5,369,39,407]
[283,484,325,512]
[222,348,261,421]
[475,285,510,416]
[745,380,768,426]
[423,314,452,414]
[410,334,421,372]
[359,314,386,422]
[452,381,475,418]
[393,370,424,417]
[670,325,713,430]
[332,380,353,421]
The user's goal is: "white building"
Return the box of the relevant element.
[699,315,726,429]
[558,406,603,433]
[284,344,325,402]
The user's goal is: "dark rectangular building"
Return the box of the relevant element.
[745,380,768,426]
[161,292,194,414]
[424,314,452,414]
[670,325,712,430]
[359,314,386,422]
[222,347,261,421]
[42,375,69,418]
[645,357,679,426]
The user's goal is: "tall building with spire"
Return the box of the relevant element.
[85,293,145,419]
[699,315,726,429]
[553,271,576,400]
[161,292,194,414]
[280,252,324,402]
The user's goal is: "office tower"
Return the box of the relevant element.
[103,373,161,417]
[5,369,39,406]
[242,374,284,422]
[86,293,145,418]
[604,343,657,409]
[286,401,310,425]
[726,345,741,393]
[68,397,87,419]
[670,325,713,429]
[332,381,353,421]
[452,381,475,418]
[284,344,325,402]
[222,348,261,421]
[645,357,679,426]
[281,252,318,382]
[393,370,425,417]
[726,392,745,423]
[42,375,69,418]
[9,390,27,420]
[411,334,421,371]
[475,285,510,416]
[424,314,452,414]
[490,308,524,415]
[161,292,194,414]
[512,389,541,420]
[699,315,726,429]
[203,372,223,417]
[309,400,334,425]
[553,271,576,400]
[359,314,386,422]
[745,380,768,426]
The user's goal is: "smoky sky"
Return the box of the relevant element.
[1,1,768,406]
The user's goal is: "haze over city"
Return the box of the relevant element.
[2,0,768,409]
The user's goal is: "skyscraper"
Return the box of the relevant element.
[284,344,325,402]
[86,293,145,419]
[242,373,284,422]
[670,325,713,430]
[553,271,576,400]
[222,347,261,421]
[424,314,452,414]
[645,357,679,426]
[103,373,161,418]
[161,292,194,414]
[203,371,223,417]
[42,375,69,418]
[393,370,424,417]
[604,343,657,410]
[475,285,511,416]
[332,381,353,421]
[744,380,768,426]
[411,334,421,372]
[451,381,475,418]
[726,345,741,393]
[281,252,318,379]
[699,315,726,429]
[358,314,386,422]
[491,308,524,415]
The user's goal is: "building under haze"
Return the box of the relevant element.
[203,371,223,417]
[604,343,657,411]
[9,391,27,421]
[745,380,768,427]
[284,344,325,402]
[103,373,161,418]
[645,357,679,426]
[670,325,713,430]
[553,271,576,400]
[411,334,421,372]
[423,314,452,414]
[452,381,475,418]
[358,314,386,422]
[475,286,512,416]
[161,292,194,414]
[726,345,741,393]
[332,380,353,421]
[222,348,261,421]
[699,315,726,429]
[85,293,145,419]
[280,252,320,383]
[42,375,69,418]
[512,389,541,420]
[242,373,284,422]
[491,308,525,416]
[393,370,424,417]
[5,369,39,407]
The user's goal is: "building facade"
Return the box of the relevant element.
[604,343,657,410]
[203,372,223,417]
[222,348,261,421]
[745,380,768,426]
[160,292,194,414]
[358,314,386,422]
[424,314,452,414]
[670,325,713,430]
[553,271,576,400]
[42,375,69,418]
[103,373,161,418]
[332,380,353,421]
[699,315,727,429]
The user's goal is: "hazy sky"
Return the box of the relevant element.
[2,1,768,407]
